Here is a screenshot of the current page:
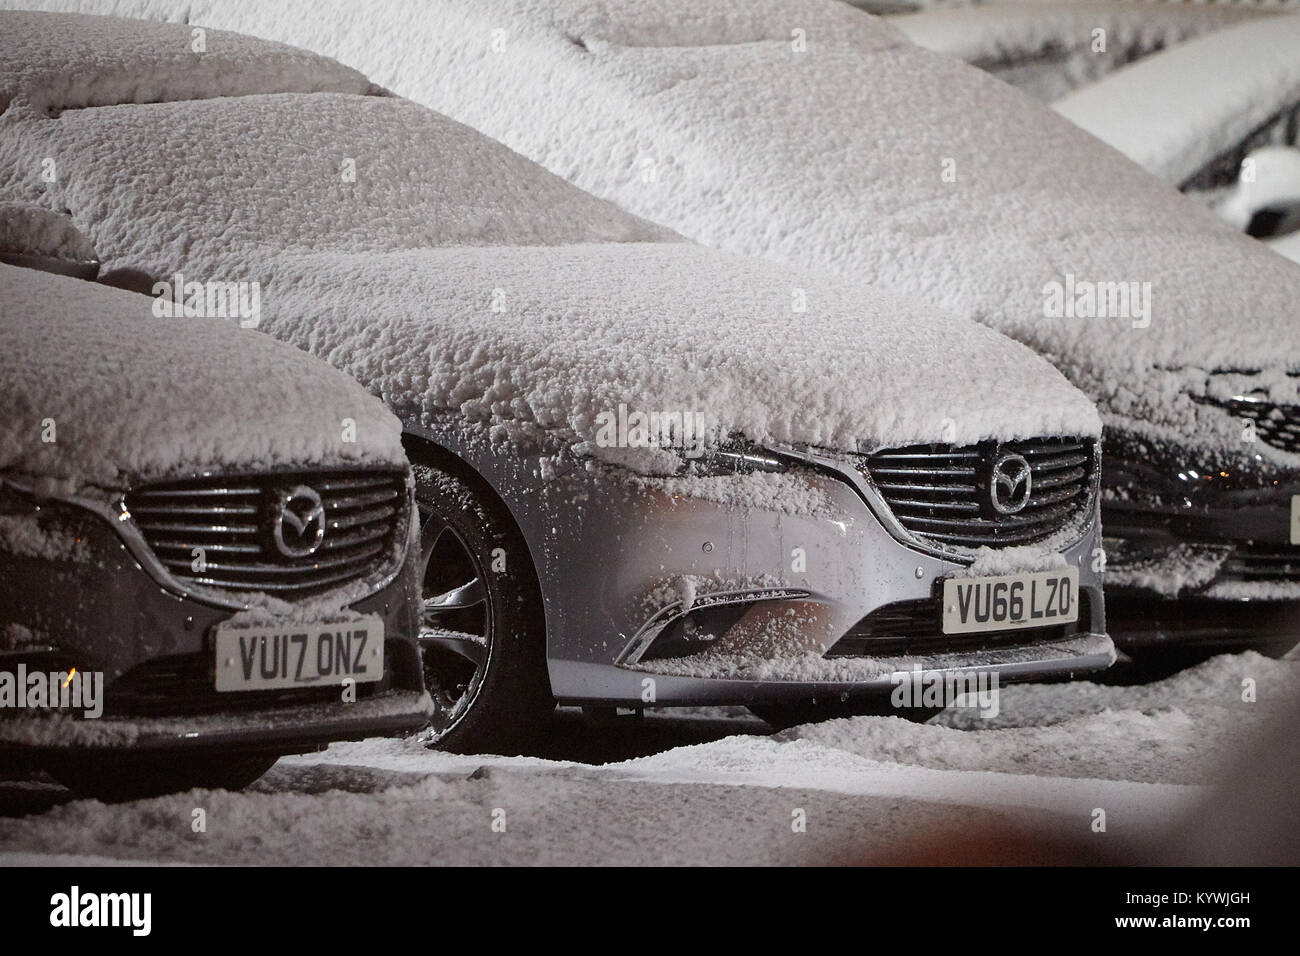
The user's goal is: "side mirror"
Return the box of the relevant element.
[1218,146,1300,239]
[1244,202,1300,240]
[0,203,100,280]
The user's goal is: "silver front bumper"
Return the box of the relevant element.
[426,429,1113,707]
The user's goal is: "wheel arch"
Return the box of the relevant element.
[399,429,549,638]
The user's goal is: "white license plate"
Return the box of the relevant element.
[942,568,1079,634]
[213,618,384,692]
[1291,495,1300,545]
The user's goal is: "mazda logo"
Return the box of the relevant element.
[989,452,1033,515]
[271,485,326,558]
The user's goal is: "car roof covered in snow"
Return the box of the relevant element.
[0,91,677,277]
[0,260,406,489]
[106,0,1298,464]
[893,0,1265,102]
[0,8,372,113]
[0,8,1103,464]
[1053,15,1300,188]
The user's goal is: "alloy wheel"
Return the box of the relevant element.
[417,507,493,739]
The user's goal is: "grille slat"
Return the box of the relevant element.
[876,481,977,495]
[872,466,977,478]
[151,540,263,555]
[863,438,1096,550]
[324,487,401,512]
[312,476,401,492]
[1031,466,1086,490]
[158,541,386,576]
[128,486,261,499]
[1028,451,1089,470]
[889,498,981,514]
[328,504,400,531]
[126,470,408,598]
[135,521,260,535]
[131,503,260,517]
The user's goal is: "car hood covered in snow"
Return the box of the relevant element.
[893,0,1266,103]
[76,0,1298,469]
[0,262,406,490]
[0,10,1101,472]
[1053,15,1300,190]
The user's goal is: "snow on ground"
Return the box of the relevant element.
[1,651,1291,865]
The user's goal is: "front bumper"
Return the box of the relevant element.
[0,690,432,756]
[424,427,1113,707]
[1101,433,1300,654]
[0,481,430,756]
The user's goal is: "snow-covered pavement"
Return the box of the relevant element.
[0,651,1293,865]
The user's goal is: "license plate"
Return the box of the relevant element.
[213,618,384,692]
[1292,496,1300,545]
[942,568,1079,634]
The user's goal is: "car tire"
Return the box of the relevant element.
[43,753,278,802]
[412,464,552,754]
[749,698,943,730]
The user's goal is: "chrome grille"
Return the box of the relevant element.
[125,470,408,597]
[1207,396,1300,454]
[862,438,1096,549]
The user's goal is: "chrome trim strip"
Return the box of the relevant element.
[616,587,812,666]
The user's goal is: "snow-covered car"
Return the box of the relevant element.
[1053,14,1300,195]
[0,11,1117,744]
[129,0,1300,665]
[891,0,1264,103]
[0,212,429,800]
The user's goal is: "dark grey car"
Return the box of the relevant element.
[0,228,429,799]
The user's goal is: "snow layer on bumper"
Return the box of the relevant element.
[630,632,1114,683]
